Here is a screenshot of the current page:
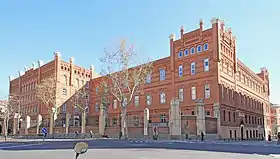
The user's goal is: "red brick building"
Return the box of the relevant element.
[7,52,96,134]
[89,18,270,139]
[7,18,271,140]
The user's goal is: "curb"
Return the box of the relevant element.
[269,154,280,158]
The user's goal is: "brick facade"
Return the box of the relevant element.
[5,18,271,140]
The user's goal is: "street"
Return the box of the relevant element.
[1,139,280,158]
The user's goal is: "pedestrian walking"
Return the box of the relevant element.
[201,132,204,141]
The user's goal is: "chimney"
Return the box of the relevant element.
[221,21,225,31]
[199,19,204,30]
[54,52,61,58]
[180,26,184,38]
[70,57,75,64]
[38,60,44,67]
[227,28,232,35]
[169,33,176,41]
[90,65,95,79]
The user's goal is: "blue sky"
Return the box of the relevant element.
[0,0,279,104]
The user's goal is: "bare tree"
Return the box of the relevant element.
[35,75,61,135]
[0,95,20,141]
[70,86,89,133]
[100,40,153,138]
[99,80,111,136]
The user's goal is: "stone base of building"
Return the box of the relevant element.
[220,126,265,139]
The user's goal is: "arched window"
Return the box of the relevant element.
[204,43,209,51]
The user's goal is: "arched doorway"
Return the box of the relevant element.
[240,120,244,140]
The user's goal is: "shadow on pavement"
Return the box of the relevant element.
[0,139,279,156]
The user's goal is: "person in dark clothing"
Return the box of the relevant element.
[201,132,204,141]
[277,133,280,145]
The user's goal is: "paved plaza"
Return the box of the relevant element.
[1,139,280,158]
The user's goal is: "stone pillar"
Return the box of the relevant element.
[65,113,70,134]
[169,98,181,139]
[36,114,42,134]
[25,116,31,135]
[196,100,205,136]
[99,104,105,136]
[13,115,18,135]
[143,108,150,138]
[213,103,221,139]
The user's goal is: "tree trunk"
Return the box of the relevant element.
[65,113,70,134]
[81,110,86,134]
[49,113,54,135]
[121,107,127,139]
[4,117,8,141]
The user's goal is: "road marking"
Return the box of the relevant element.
[0,143,42,149]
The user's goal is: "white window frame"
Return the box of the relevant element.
[146,94,152,106]
[191,86,196,100]
[190,47,195,54]
[179,88,184,102]
[205,84,210,99]
[204,43,209,51]
[160,92,166,104]
[62,88,67,95]
[178,51,183,58]
[160,114,167,123]
[146,73,152,84]
[134,116,140,126]
[95,103,99,112]
[134,95,139,107]
[85,81,89,88]
[204,58,209,72]
[62,104,66,112]
[159,69,166,81]
[74,104,79,113]
[191,62,196,75]
[184,49,189,56]
[197,45,202,53]
[178,65,183,77]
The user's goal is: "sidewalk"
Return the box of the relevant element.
[128,138,280,147]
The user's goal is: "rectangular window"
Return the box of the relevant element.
[191,62,196,75]
[160,114,166,123]
[146,73,152,84]
[204,84,210,99]
[113,100,117,109]
[62,104,66,112]
[179,88,184,102]
[112,117,117,126]
[191,86,196,100]
[134,116,140,126]
[146,94,152,106]
[134,96,139,107]
[74,105,79,113]
[62,88,67,95]
[178,65,183,77]
[160,92,166,104]
[85,81,89,88]
[159,69,166,81]
[204,58,209,72]
[95,103,99,112]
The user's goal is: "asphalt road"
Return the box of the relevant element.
[0,139,280,159]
